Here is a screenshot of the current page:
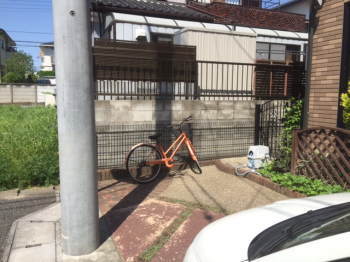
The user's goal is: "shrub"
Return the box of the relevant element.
[340,86,350,129]
[37,71,55,78]
[260,164,349,196]
[0,106,59,190]
[271,99,303,172]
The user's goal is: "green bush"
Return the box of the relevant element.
[341,86,350,129]
[0,106,59,190]
[260,164,349,196]
[272,99,303,172]
[37,71,55,78]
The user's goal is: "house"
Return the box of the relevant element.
[91,0,309,65]
[0,29,16,81]
[303,0,349,128]
[39,42,55,72]
[274,0,312,20]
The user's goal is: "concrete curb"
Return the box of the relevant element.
[214,160,306,198]
[1,221,17,262]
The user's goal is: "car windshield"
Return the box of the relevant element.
[279,212,350,249]
[248,202,350,261]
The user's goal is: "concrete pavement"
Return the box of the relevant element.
[2,158,290,262]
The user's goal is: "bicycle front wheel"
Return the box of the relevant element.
[126,144,163,183]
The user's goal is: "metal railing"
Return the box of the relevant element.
[95,60,305,101]
[96,120,256,169]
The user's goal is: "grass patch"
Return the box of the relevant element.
[259,164,350,196]
[138,208,193,262]
[0,106,58,190]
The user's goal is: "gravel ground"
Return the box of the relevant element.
[0,191,56,258]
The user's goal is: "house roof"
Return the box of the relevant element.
[40,41,54,47]
[188,2,307,32]
[92,0,214,22]
[0,29,15,46]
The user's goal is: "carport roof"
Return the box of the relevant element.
[92,0,214,22]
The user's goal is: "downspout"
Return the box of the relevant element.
[302,0,316,128]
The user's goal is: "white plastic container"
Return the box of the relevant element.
[247,145,270,169]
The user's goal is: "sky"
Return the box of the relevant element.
[0,0,53,71]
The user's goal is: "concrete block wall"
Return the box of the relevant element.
[95,100,256,126]
[0,84,56,105]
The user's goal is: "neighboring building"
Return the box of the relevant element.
[0,29,16,80]
[275,0,312,20]
[91,0,309,64]
[304,0,350,128]
[39,42,55,71]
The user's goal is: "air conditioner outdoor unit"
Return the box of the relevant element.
[247,145,270,169]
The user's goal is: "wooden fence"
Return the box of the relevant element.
[291,127,350,188]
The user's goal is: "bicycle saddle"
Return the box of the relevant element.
[149,133,162,140]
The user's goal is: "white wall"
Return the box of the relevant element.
[0,84,56,105]
[174,28,256,62]
[279,0,311,20]
[40,47,55,71]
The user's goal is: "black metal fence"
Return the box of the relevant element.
[95,60,305,101]
[96,120,255,169]
[255,100,289,157]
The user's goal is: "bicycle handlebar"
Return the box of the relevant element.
[179,115,192,131]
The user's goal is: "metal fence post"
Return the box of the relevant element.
[10,85,14,104]
[254,104,261,145]
[291,128,300,174]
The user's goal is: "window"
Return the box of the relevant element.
[151,33,173,43]
[256,42,301,63]
[256,42,270,60]
[0,39,4,49]
[248,202,350,261]
[270,44,286,61]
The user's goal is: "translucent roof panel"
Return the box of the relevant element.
[252,28,278,37]
[145,16,177,27]
[235,26,255,34]
[295,32,309,40]
[175,20,204,29]
[113,13,146,24]
[150,26,179,34]
[202,23,230,31]
[274,30,300,39]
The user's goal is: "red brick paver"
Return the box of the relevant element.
[152,209,224,262]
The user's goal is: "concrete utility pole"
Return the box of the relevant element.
[52,0,100,256]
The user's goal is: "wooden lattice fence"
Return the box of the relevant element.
[291,127,350,188]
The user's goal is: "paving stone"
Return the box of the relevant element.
[12,221,55,249]
[152,209,224,262]
[109,199,184,262]
[8,242,55,262]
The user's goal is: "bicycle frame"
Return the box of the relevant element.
[147,131,198,168]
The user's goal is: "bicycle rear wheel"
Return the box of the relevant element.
[189,159,202,174]
[126,144,163,183]
[186,140,202,174]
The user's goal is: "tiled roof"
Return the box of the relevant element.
[188,2,307,32]
[92,0,214,22]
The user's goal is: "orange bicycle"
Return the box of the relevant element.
[126,116,202,183]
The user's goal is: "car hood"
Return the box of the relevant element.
[184,193,350,262]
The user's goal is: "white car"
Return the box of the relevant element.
[184,193,350,262]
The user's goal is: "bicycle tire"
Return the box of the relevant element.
[189,159,202,174]
[186,140,202,174]
[126,144,162,183]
